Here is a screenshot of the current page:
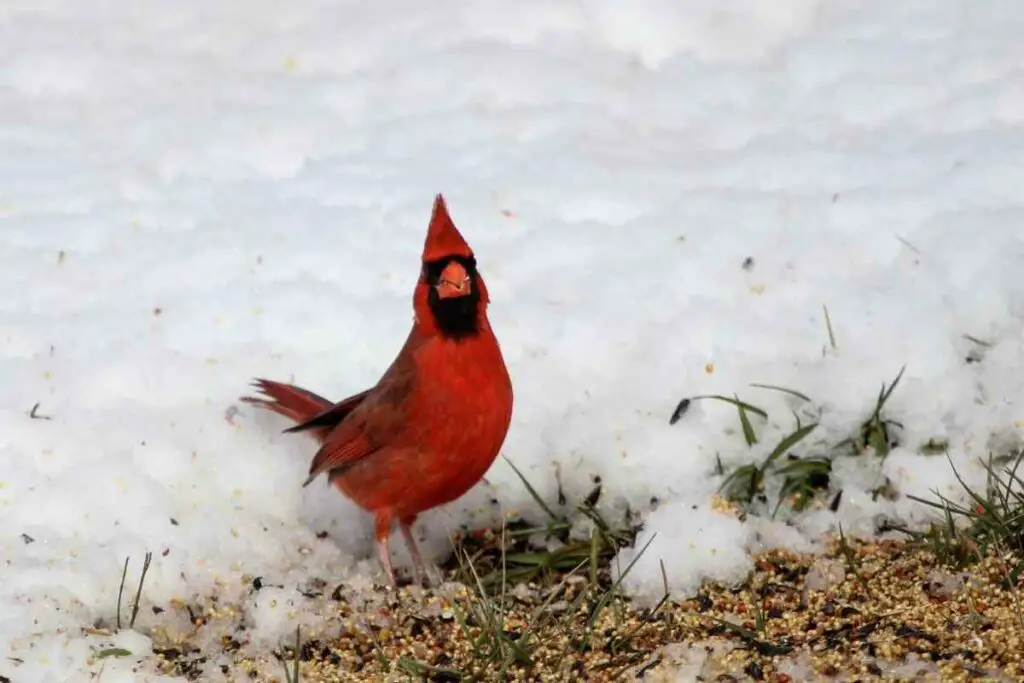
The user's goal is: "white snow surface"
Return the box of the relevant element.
[2,0,1024,680]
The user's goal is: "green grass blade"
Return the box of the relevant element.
[750,383,812,403]
[876,365,907,416]
[503,455,560,522]
[737,400,758,446]
[762,422,819,469]
[688,395,768,419]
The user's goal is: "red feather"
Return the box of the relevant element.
[241,194,514,586]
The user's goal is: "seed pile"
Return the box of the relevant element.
[133,533,1024,683]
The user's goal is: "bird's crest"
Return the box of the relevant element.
[422,194,474,263]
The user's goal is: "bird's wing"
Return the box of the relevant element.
[302,429,380,486]
[302,350,418,486]
[284,389,371,434]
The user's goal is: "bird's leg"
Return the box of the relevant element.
[399,515,428,587]
[374,514,397,588]
[377,537,396,588]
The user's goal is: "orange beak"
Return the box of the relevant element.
[435,261,472,299]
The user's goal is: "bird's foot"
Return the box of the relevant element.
[413,564,440,589]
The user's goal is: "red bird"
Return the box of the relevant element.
[241,194,514,587]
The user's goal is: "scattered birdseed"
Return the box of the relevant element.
[134,535,1023,682]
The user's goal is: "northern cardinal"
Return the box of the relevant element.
[241,194,514,587]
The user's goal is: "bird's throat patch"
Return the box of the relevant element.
[422,255,480,338]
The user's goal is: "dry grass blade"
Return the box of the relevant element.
[822,303,838,351]
[697,613,793,656]
[129,552,153,629]
[395,656,464,680]
[116,557,129,631]
[837,524,870,593]
[280,626,301,683]
[962,334,993,348]
[116,552,153,631]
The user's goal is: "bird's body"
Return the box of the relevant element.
[242,195,513,586]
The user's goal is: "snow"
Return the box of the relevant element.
[2,0,1024,680]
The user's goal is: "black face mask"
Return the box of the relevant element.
[421,254,481,339]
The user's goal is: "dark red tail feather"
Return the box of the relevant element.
[241,378,332,422]
[241,378,369,443]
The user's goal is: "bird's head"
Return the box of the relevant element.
[414,194,490,339]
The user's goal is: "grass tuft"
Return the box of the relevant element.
[425,466,659,677]
[836,365,906,457]
[717,417,820,515]
[684,368,908,517]
[887,448,1024,568]
[450,457,644,594]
